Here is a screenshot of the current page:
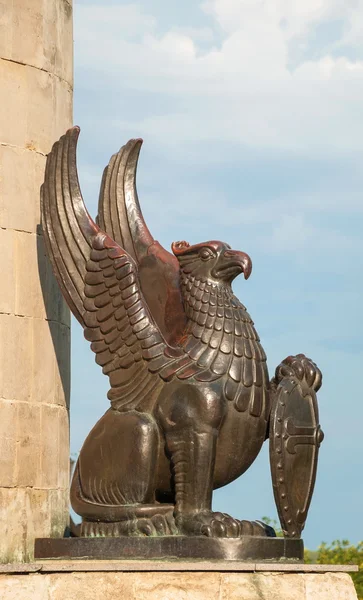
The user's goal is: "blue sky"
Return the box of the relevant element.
[70,0,363,549]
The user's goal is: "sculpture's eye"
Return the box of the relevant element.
[199,248,214,261]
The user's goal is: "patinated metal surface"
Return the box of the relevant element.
[34,536,303,562]
[270,355,323,538]
[40,127,323,559]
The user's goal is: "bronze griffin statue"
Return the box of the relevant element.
[40,127,324,560]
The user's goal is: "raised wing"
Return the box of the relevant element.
[97,139,150,262]
[98,139,186,346]
[41,127,180,410]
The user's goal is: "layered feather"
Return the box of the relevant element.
[180,272,269,417]
[41,127,269,419]
[97,137,186,345]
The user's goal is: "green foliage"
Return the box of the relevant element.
[262,518,362,598]
[303,548,317,563]
[316,540,363,599]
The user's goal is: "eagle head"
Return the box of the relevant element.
[171,240,252,285]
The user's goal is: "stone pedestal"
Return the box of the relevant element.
[33,536,304,562]
[0,562,358,599]
[0,0,73,561]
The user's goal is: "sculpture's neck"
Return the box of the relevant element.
[180,271,245,325]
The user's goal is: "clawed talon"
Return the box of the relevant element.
[275,354,322,392]
[255,520,276,537]
[133,512,177,536]
[176,511,276,538]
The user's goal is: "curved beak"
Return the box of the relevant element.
[217,250,253,281]
[235,250,252,280]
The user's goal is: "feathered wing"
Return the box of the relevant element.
[97,138,186,345]
[41,127,265,415]
[40,127,96,324]
[97,138,150,262]
[41,127,188,411]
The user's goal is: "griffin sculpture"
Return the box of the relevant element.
[41,127,323,548]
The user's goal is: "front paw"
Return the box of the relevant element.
[176,510,241,538]
[176,511,276,538]
[275,354,322,392]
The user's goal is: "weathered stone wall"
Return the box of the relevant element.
[0,571,358,600]
[0,0,73,561]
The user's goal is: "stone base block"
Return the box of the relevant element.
[0,569,358,599]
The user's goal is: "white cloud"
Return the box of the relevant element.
[73,1,363,265]
[75,1,363,156]
[203,0,355,42]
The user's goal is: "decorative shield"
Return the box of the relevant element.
[269,378,324,538]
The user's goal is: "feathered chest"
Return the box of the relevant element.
[179,274,269,418]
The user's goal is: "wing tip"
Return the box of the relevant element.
[47,126,80,157]
[124,138,143,171]
[62,125,81,148]
[68,125,81,143]
[69,124,81,135]
[127,138,143,151]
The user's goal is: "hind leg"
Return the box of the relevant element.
[71,408,175,536]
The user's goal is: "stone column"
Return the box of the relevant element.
[0,1,73,562]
